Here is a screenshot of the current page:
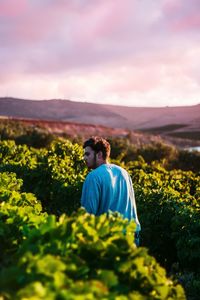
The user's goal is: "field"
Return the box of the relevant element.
[0,121,200,299]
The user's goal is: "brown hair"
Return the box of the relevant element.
[83,136,111,160]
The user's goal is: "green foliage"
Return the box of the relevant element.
[1,136,200,299]
[0,209,185,299]
[138,142,177,164]
[109,136,200,173]
[127,159,200,265]
[0,139,87,215]
[108,137,137,163]
[172,206,200,271]
[0,140,38,168]
[126,159,200,299]
[108,137,178,166]
[0,172,47,268]
[0,171,22,192]
[15,128,55,148]
[0,119,55,148]
[28,139,87,215]
[169,149,200,173]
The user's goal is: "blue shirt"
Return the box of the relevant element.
[81,163,141,232]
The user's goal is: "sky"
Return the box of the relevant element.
[0,0,200,107]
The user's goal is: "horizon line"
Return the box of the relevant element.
[0,96,199,109]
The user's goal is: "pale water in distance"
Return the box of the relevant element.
[186,146,200,152]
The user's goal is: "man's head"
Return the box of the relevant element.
[83,136,111,169]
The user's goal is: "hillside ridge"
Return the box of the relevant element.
[0,97,200,147]
[0,97,200,129]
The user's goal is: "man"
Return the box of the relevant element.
[81,136,141,246]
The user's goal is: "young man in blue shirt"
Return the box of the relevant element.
[81,136,141,246]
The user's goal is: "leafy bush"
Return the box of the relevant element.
[0,139,87,215]
[26,140,87,215]
[0,138,200,298]
[0,119,55,148]
[0,172,47,267]
[0,209,185,299]
[127,159,200,298]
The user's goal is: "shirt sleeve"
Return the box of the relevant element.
[81,173,100,215]
[128,174,141,232]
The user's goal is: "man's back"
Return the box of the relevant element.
[81,163,141,232]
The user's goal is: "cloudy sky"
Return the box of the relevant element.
[0,0,200,107]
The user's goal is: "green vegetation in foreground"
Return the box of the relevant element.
[0,123,200,299]
[0,170,184,299]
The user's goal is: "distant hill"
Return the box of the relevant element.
[0,97,200,146]
[0,97,200,129]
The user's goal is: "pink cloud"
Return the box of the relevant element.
[108,74,161,94]
[0,1,76,46]
[173,13,200,31]
[65,0,134,52]
[0,0,200,108]
[163,0,200,31]
[0,0,28,17]
[163,0,182,14]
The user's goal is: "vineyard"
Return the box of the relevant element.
[0,126,200,299]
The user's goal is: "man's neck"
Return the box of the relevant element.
[96,160,108,168]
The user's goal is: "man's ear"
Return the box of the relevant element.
[97,151,103,159]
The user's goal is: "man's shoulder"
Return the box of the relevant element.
[85,167,102,179]
[109,164,128,173]
[87,164,128,177]
[86,164,111,178]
